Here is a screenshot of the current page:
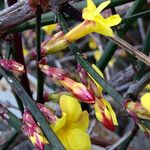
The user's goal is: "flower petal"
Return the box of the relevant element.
[60,95,82,122]
[71,111,89,131]
[95,18,114,36]
[93,1,110,17]
[67,129,91,150]
[87,0,96,12]
[102,99,118,125]
[141,93,150,112]
[105,14,122,27]
[56,130,72,150]
[52,112,66,132]
[89,64,104,93]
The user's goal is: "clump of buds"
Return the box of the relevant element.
[39,60,95,104]
[22,104,57,150]
[0,59,25,74]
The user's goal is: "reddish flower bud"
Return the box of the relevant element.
[125,100,150,121]
[39,64,95,103]
[37,103,57,123]
[22,110,48,150]
[0,59,24,74]
[94,98,118,131]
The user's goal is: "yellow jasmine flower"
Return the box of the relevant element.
[52,95,91,150]
[65,0,121,42]
[82,0,122,37]
[141,93,150,112]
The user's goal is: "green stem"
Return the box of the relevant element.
[135,23,150,80]
[0,66,65,150]
[96,0,147,71]
[36,7,44,103]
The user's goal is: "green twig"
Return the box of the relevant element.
[36,7,44,103]
[135,23,150,80]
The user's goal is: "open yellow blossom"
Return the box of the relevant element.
[65,0,121,42]
[82,0,122,37]
[141,93,150,112]
[52,95,91,150]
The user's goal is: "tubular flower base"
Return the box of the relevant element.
[94,98,118,131]
[39,63,95,104]
[0,59,25,74]
[22,104,57,150]
[51,94,91,150]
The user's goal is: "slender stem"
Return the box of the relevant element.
[36,6,44,103]
[96,0,147,71]
[108,35,150,67]
[7,0,31,114]
[135,23,150,80]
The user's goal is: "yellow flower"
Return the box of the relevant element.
[42,24,57,35]
[52,95,91,150]
[65,0,121,42]
[82,0,122,37]
[141,93,150,112]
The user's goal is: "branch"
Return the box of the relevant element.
[108,35,150,67]
[0,0,70,37]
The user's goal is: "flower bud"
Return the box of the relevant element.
[22,110,48,150]
[125,100,150,121]
[94,98,118,131]
[0,59,24,74]
[37,103,57,123]
[39,64,95,103]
